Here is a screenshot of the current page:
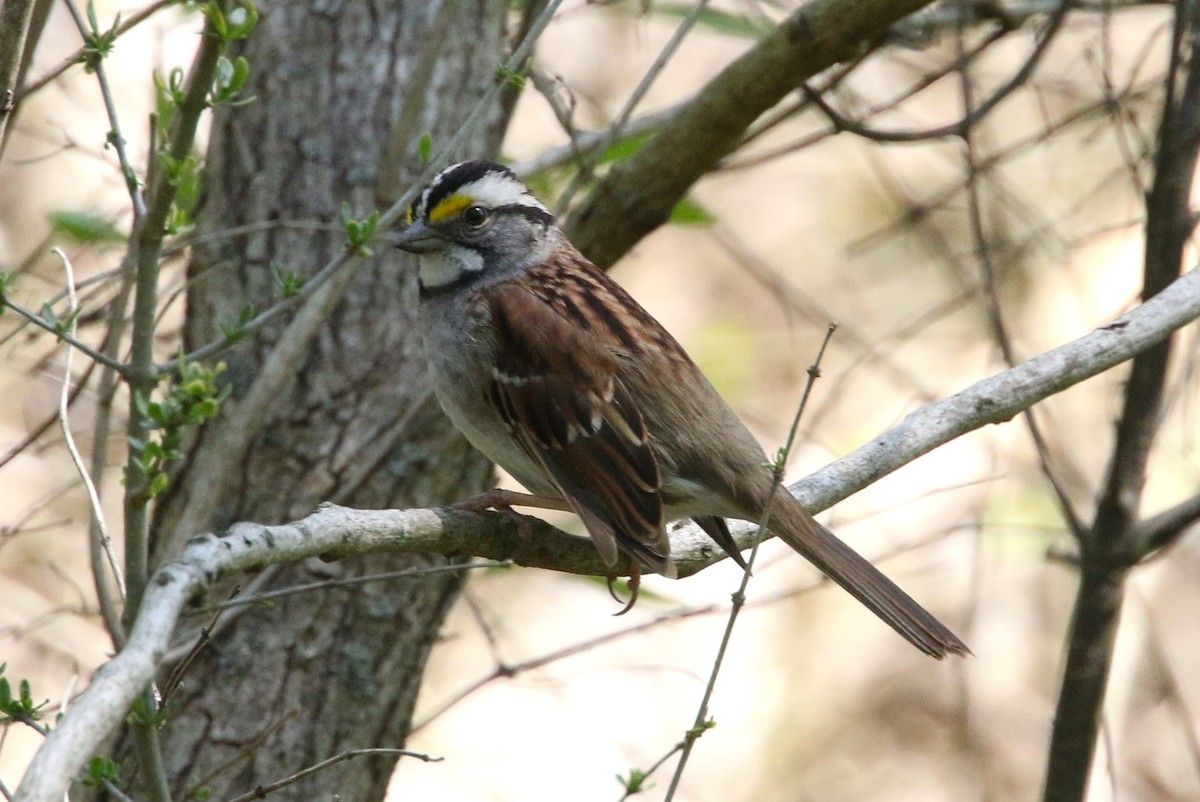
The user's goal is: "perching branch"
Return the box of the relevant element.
[13,262,1200,802]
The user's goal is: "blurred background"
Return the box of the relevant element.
[2,2,1198,800]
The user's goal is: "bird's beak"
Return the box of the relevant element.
[394,219,446,254]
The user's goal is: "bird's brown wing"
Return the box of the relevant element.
[482,281,675,578]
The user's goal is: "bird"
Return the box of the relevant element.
[395,159,967,659]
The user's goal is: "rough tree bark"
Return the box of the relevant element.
[111,3,508,799]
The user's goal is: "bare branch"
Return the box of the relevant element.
[225,748,442,802]
[1134,493,1200,554]
[14,0,178,103]
[12,260,1200,802]
[1043,3,1200,798]
[60,0,147,220]
[803,0,1074,143]
[566,0,941,269]
[0,297,130,373]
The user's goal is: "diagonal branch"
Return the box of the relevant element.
[12,261,1200,802]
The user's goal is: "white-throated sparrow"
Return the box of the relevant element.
[397,160,967,658]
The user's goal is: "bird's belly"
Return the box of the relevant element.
[421,310,558,497]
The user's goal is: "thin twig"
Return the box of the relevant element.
[225,748,442,802]
[662,324,837,800]
[86,254,140,649]
[557,0,712,211]
[15,0,178,103]
[724,24,1012,170]
[100,780,136,802]
[0,359,96,472]
[509,104,684,178]
[60,0,147,220]
[806,0,1076,143]
[954,5,1086,539]
[180,708,300,799]
[0,298,129,372]
[50,248,127,604]
[114,5,232,800]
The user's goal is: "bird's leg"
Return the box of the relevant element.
[452,489,572,540]
[607,562,640,616]
[452,488,573,513]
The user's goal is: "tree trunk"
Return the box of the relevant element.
[123,3,508,799]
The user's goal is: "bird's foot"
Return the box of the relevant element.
[452,489,567,540]
[607,563,641,616]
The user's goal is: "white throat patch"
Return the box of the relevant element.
[418,243,485,289]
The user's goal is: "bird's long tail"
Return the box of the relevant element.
[770,493,969,659]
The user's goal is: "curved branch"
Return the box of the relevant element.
[13,263,1200,802]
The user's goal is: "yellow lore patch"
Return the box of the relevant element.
[428,194,472,224]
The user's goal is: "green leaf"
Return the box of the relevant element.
[668,197,716,226]
[617,768,649,793]
[79,1,120,70]
[49,211,126,243]
[231,56,250,90]
[598,131,652,165]
[147,472,170,499]
[202,1,229,39]
[342,206,380,255]
[190,397,220,422]
[272,265,306,298]
[82,755,121,787]
[418,131,433,165]
[495,64,525,90]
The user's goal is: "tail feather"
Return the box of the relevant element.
[771,493,969,659]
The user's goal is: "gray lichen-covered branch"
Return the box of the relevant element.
[13,264,1200,802]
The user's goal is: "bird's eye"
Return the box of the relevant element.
[462,205,489,227]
